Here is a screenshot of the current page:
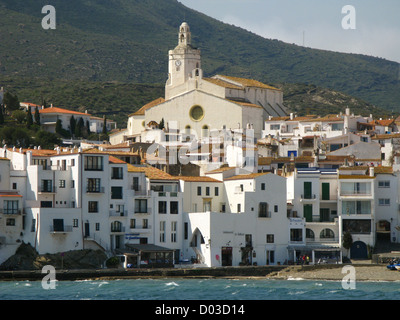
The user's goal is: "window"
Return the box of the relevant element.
[379,198,390,206]
[215,187,219,196]
[41,180,53,192]
[143,219,148,229]
[40,201,52,208]
[71,159,75,167]
[160,221,166,242]
[73,219,79,228]
[206,187,210,196]
[237,203,241,213]
[88,201,98,213]
[171,221,177,242]
[258,202,270,218]
[342,201,371,215]
[303,181,312,199]
[31,219,36,232]
[111,167,123,179]
[130,219,136,228]
[71,180,75,188]
[240,184,244,192]
[378,181,390,188]
[3,200,19,214]
[95,223,100,231]
[266,234,274,243]
[132,177,139,191]
[274,205,278,213]
[290,229,303,242]
[320,228,335,239]
[84,156,103,171]
[184,222,188,240]
[87,178,101,193]
[170,201,179,214]
[12,183,17,190]
[59,180,66,188]
[261,183,265,191]
[111,221,123,232]
[6,218,15,226]
[159,201,167,214]
[270,124,280,130]
[340,182,371,195]
[111,186,123,199]
[197,186,202,196]
[135,199,148,213]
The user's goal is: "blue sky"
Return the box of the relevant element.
[179,0,400,63]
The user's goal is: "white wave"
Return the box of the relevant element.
[287,276,305,281]
[165,281,179,287]
[98,281,109,287]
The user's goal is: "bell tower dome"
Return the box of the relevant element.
[165,22,202,99]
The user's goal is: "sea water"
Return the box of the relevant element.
[0,278,399,300]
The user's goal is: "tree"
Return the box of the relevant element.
[3,91,20,111]
[26,108,33,128]
[69,115,76,136]
[342,231,353,258]
[0,105,4,125]
[55,119,62,134]
[34,106,40,125]
[159,118,165,130]
[12,110,26,124]
[102,116,107,134]
[75,117,84,138]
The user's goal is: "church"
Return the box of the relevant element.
[122,22,288,142]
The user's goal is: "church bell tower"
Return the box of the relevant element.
[165,22,202,99]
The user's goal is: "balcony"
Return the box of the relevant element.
[39,186,57,194]
[300,194,317,201]
[110,226,125,233]
[109,210,127,217]
[50,225,73,233]
[86,187,105,194]
[130,225,152,233]
[0,208,23,215]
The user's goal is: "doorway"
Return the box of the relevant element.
[221,247,232,266]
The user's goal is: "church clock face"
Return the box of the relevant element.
[189,105,204,121]
[175,60,181,66]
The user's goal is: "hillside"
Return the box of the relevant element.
[1,77,393,129]
[0,0,399,112]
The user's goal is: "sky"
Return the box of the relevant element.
[178,0,400,63]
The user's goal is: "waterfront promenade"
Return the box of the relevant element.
[1,263,399,282]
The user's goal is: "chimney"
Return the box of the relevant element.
[290,113,294,120]
[369,166,375,177]
[345,107,350,116]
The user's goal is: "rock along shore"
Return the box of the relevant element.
[1,264,400,282]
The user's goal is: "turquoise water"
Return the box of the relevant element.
[0,278,399,300]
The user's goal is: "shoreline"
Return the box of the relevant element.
[1,264,400,282]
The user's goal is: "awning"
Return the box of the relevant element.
[124,244,174,253]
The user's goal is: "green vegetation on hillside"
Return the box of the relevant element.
[0,0,399,113]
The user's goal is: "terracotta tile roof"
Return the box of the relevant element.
[127,164,176,180]
[258,157,273,165]
[215,75,281,91]
[339,166,369,171]
[227,100,262,109]
[370,119,395,126]
[374,166,393,174]
[0,191,22,197]
[224,172,270,181]
[39,106,90,116]
[108,155,127,164]
[205,166,236,174]
[130,97,165,116]
[339,175,375,179]
[178,176,221,183]
[265,116,290,122]
[203,77,242,90]
[371,133,400,140]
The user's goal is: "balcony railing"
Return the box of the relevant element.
[50,225,73,233]
[110,226,125,233]
[109,210,127,217]
[301,194,317,200]
[0,209,23,215]
[39,186,57,193]
[86,187,105,193]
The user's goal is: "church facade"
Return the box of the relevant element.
[125,22,288,141]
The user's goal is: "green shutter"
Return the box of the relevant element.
[304,182,312,199]
[304,204,313,222]
[322,183,330,200]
